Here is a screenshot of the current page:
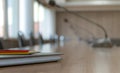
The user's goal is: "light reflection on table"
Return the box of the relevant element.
[7,41,65,54]
[1,41,120,73]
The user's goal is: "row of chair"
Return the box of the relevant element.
[0,31,44,49]
[18,31,44,47]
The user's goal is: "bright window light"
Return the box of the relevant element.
[0,0,4,37]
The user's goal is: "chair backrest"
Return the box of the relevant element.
[0,39,3,49]
[39,33,44,44]
[18,31,26,47]
[29,32,35,46]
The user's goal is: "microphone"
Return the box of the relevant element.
[48,0,113,48]
[49,0,56,6]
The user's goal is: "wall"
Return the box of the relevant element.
[56,11,120,40]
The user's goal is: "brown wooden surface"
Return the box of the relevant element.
[56,11,120,39]
[0,41,120,73]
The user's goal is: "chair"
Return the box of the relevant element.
[38,33,44,44]
[0,39,3,49]
[18,31,26,47]
[29,32,35,46]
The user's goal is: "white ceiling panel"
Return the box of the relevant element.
[38,0,120,11]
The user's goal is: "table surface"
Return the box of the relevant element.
[0,40,120,73]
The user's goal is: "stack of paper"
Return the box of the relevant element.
[0,52,62,67]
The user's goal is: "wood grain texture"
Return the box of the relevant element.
[56,11,120,40]
[1,41,120,73]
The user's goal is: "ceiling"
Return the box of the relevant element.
[67,0,120,1]
[38,0,120,11]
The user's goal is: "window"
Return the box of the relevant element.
[39,5,56,40]
[34,1,39,38]
[7,0,19,38]
[19,0,34,39]
[0,0,56,39]
[0,0,4,37]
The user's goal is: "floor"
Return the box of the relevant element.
[0,41,120,73]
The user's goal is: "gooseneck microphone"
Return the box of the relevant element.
[49,0,56,6]
[49,0,108,39]
[64,18,96,40]
[48,0,113,48]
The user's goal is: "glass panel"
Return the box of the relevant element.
[7,0,19,38]
[39,5,56,40]
[0,0,4,37]
[34,1,39,38]
[19,0,34,39]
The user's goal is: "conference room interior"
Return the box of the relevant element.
[1,0,120,73]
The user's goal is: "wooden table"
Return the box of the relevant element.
[0,40,120,73]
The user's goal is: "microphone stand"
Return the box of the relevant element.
[48,0,113,48]
[48,0,108,38]
[64,19,96,42]
[57,5,108,39]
